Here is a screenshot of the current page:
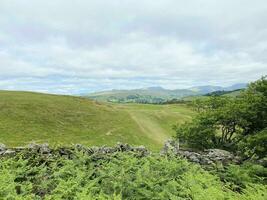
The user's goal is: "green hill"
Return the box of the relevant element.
[0,91,194,150]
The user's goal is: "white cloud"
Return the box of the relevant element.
[0,0,266,93]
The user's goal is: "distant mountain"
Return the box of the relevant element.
[144,86,166,91]
[189,86,223,94]
[84,83,247,103]
[189,83,247,94]
[224,83,248,91]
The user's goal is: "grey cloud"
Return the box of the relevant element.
[0,0,266,94]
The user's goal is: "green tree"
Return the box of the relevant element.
[175,76,267,157]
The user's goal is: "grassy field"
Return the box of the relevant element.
[0,91,195,150]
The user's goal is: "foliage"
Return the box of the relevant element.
[238,129,267,159]
[216,162,267,190]
[0,150,266,199]
[175,116,217,149]
[239,77,267,135]
[175,76,267,157]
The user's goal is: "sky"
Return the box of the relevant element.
[0,0,267,94]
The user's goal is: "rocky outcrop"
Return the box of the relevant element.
[161,139,241,165]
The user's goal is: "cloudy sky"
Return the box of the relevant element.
[0,0,267,94]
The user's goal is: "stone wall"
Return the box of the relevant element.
[0,143,149,157]
[0,141,242,166]
[161,139,242,165]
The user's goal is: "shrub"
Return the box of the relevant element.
[0,150,266,199]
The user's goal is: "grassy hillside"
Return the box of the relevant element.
[0,91,194,150]
[116,104,195,144]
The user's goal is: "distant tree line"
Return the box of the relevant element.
[107,94,166,104]
[204,89,244,97]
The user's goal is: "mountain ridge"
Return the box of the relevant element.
[84,83,247,103]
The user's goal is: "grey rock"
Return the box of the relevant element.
[161,139,179,155]
[28,143,50,154]
[162,139,240,166]
[189,155,200,163]
[256,158,267,167]
[200,157,213,165]
[58,148,72,156]
[133,145,147,152]
[3,149,16,156]
[28,143,40,150]
[14,147,26,151]
[39,143,50,154]
[116,143,131,151]
[0,144,6,152]
[133,145,149,156]
[206,149,233,158]
[75,144,84,151]
[86,147,95,154]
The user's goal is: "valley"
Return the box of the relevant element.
[0,90,194,150]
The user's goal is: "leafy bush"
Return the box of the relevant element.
[238,129,267,159]
[216,163,267,191]
[0,150,266,199]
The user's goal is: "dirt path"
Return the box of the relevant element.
[127,111,169,144]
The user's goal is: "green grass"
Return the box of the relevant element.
[0,91,194,150]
